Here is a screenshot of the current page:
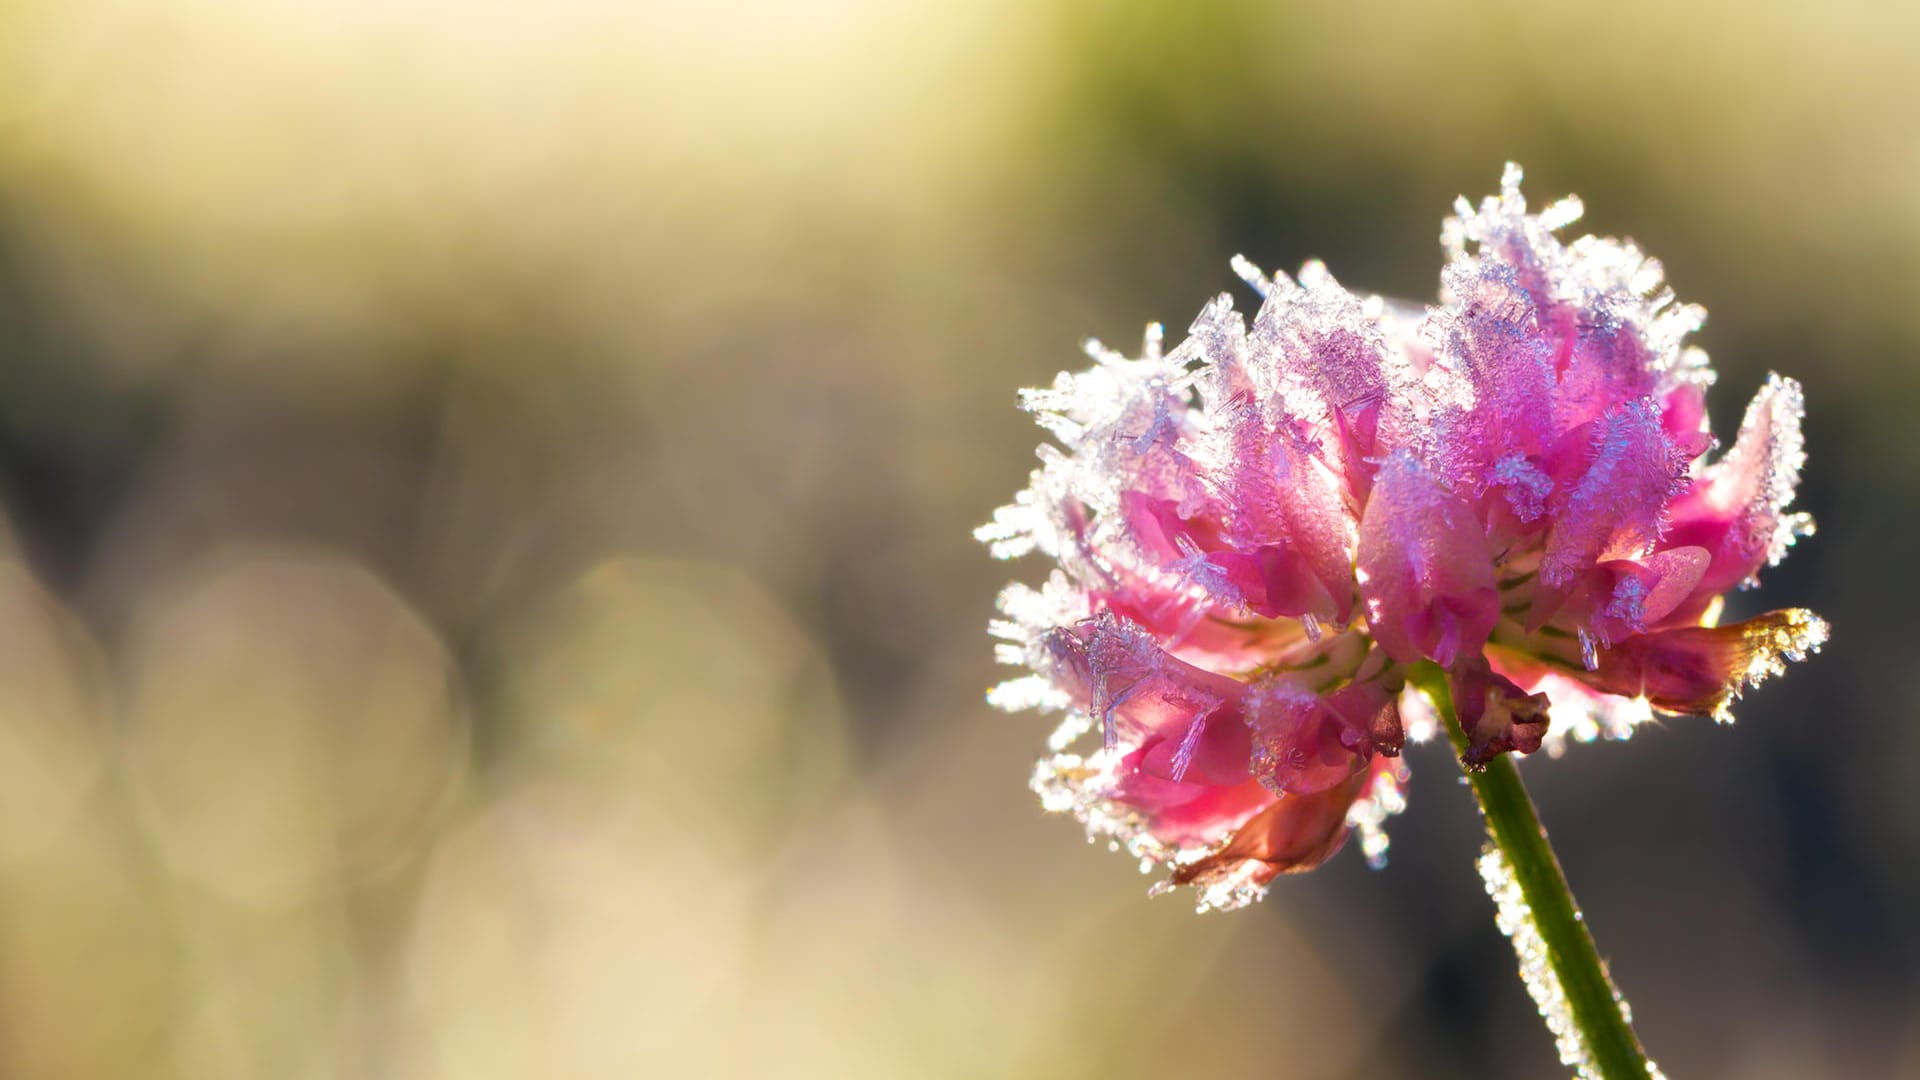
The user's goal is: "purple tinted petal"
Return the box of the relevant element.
[1540,398,1690,586]
[1356,450,1498,664]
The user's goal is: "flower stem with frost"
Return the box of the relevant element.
[1409,663,1657,1080]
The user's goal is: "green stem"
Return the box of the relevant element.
[1409,663,1655,1079]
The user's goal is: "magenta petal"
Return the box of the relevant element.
[1356,450,1499,665]
[1332,395,1385,502]
[1427,258,1559,465]
[1660,382,1715,460]
[1664,374,1811,604]
[1120,490,1191,565]
[1589,545,1710,644]
[1627,546,1710,626]
[1207,543,1336,623]
[1137,714,1254,787]
[1243,678,1365,796]
[1540,398,1691,585]
[1540,545,1712,644]
[1041,613,1244,752]
[1107,757,1277,850]
[1210,397,1358,626]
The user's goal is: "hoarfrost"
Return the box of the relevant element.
[1478,842,1667,1080]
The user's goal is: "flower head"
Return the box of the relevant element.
[980,165,1827,911]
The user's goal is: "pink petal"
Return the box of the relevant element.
[1427,258,1559,465]
[1041,613,1243,759]
[1664,374,1811,607]
[1107,755,1276,848]
[1659,382,1715,460]
[1208,395,1358,626]
[1242,678,1364,797]
[1530,545,1711,642]
[1540,398,1690,586]
[1249,261,1395,501]
[1356,450,1499,665]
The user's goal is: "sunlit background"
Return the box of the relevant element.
[0,1,1913,1077]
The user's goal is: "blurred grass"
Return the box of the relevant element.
[0,1,1912,1077]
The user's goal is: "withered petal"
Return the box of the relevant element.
[1582,608,1828,720]
[1447,654,1551,770]
[1166,770,1367,892]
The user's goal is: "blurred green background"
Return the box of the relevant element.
[0,1,1910,1077]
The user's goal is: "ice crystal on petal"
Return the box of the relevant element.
[1243,678,1343,796]
[1577,626,1600,672]
[1045,709,1096,752]
[1167,535,1247,615]
[1229,254,1274,298]
[1030,746,1191,869]
[1542,399,1691,586]
[1442,161,1709,402]
[1189,861,1272,913]
[1397,683,1441,744]
[1346,762,1409,869]
[1528,674,1655,757]
[1672,373,1812,589]
[1251,259,1394,414]
[987,675,1071,714]
[1168,711,1212,784]
[975,488,1045,560]
[981,164,1824,909]
[1356,450,1499,666]
[1488,451,1554,522]
[988,574,1090,673]
[1603,575,1650,627]
[1586,608,1829,723]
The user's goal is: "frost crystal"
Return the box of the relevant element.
[1345,763,1409,869]
[980,165,1825,909]
[1478,843,1667,1080]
